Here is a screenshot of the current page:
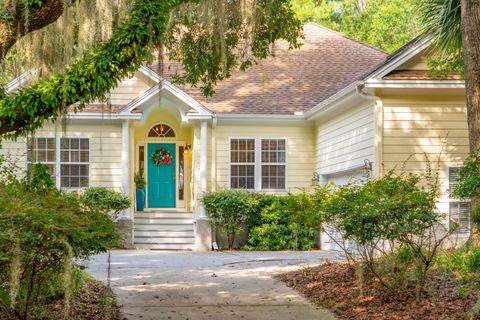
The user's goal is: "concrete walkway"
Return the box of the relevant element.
[87,250,342,320]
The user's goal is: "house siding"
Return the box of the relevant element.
[213,123,315,193]
[381,95,469,213]
[108,75,150,105]
[0,122,124,191]
[316,103,375,175]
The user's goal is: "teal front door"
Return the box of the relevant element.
[147,143,176,208]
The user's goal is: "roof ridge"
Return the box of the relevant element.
[305,22,388,55]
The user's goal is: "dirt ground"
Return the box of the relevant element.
[278,262,480,320]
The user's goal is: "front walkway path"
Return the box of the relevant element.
[87,250,341,320]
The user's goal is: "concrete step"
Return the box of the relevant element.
[134,243,195,250]
[134,218,194,225]
[135,212,194,219]
[134,236,195,244]
[134,230,194,237]
[135,224,194,231]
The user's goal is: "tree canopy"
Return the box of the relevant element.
[290,0,422,52]
[0,0,302,138]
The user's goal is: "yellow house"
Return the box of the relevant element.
[0,24,470,251]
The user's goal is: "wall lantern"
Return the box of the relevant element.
[184,143,192,155]
[362,159,373,179]
[311,172,320,187]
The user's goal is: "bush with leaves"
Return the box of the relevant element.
[453,149,480,231]
[202,189,259,249]
[322,167,451,298]
[0,162,120,319]
[244,193,320,251]
[80,186,131,220]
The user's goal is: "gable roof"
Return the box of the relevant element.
[151,23,388,115]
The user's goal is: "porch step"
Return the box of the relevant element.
[134,211,196,250]
[134,237,195,244]
[134,244,195,251]
[135,224,194,231]
[135,230,194,237]
[134,218,194,225]
[135,212,194,219]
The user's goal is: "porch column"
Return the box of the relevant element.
[195,119,212,251]
[117,119,134,248]
[199,120,208,218]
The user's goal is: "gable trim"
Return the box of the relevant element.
[365,35,433,80]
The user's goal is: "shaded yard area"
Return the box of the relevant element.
[279,262,480,320]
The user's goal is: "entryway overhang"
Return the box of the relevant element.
[116,79,214,123]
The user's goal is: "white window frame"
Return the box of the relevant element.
[228,137,288,192]
[59,137,91,190]
[26,136,91,190]
[448,166,471,232]
[27,137,57,180]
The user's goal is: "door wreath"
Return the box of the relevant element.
[151,147,172,166]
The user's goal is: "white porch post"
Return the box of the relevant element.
[117,120,134,248]
[199,120,208,218]
[195,119,212,251]
[121,120,131,207]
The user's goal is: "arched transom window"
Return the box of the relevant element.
[148,123,176,138]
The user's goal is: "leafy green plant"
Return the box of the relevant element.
[202,189,259,249]
[321,164,449,299]
[453,149,480,231]
[0,159,119,319]
[27,163,54,192]
[134,170,146,189]
[80,186,131,220]
[243,191,324,251]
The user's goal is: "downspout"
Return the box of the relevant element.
[356,82,384,178]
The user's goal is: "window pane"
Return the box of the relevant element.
[231,151,238,162]
[230,164,255,189]
[80,139,89,150]
[450,202,471,232]
[261,139,286,164]
[61,164,89,188]
[261,164,286,190]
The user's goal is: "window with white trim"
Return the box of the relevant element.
[230,138,287,190]
[60,138,89,188]
[230,139,255,189]
[449,167,470,232]
[27,137,56,180]
[261,139,286,189]
[27,137,90,189]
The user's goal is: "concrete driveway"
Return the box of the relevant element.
[87,250,341,320]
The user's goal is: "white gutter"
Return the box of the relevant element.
[304,81,360,119]
[67,112,142,120]
[364,79,465,89]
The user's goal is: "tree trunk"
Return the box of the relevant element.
[461,0,480,239]
[0,0,73,61]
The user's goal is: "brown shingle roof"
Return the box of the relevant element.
[154,24,388,115]
[383,70,462,80]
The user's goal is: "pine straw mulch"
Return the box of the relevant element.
[1,277,120,320]
[277,262,480,320]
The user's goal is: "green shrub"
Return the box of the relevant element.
[437,247,480,274]
[202,189,259,248]
[243,192,321,251]
[80,186,131,219]
[0,159,120,318]
[453,149,480,230]
[321,168,448,298]
[245,223,316,251]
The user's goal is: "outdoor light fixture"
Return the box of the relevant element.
[184,143,192,155]
[362,159,373,178]
[311,172,320,187]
